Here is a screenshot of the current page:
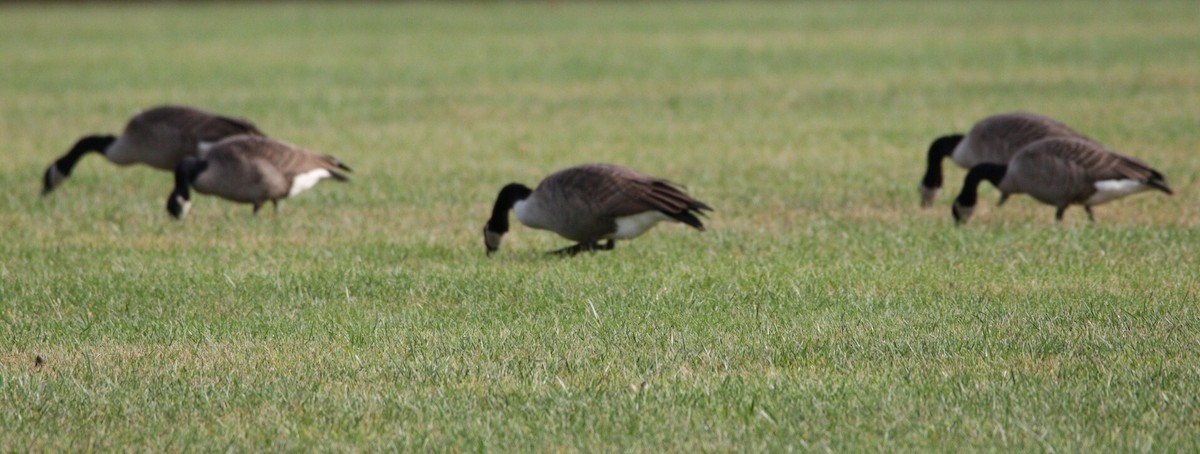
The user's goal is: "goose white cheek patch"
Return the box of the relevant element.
[289,169,332,197]
[919,185,939,205]
[47,166,66,188]
[952,203,975,223]
[175,195,191,217]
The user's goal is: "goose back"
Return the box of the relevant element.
[952,112,1087,168]
[108,105,264,169]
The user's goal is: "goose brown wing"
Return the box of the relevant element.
[1004,112,1089,141]
[968,112,1089,163]
[184,108,263,142]
[248,137,350,182]
[1054,140,1159,182]
[197,114,264,140]
[132,105,263,142]
[548,164,711,228]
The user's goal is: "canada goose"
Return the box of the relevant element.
[166,135,351,219]
[952,137,1172,224]
[921,112,1088,207]
[483,163,712,256]
[42,105,264,195]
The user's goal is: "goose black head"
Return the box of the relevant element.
[951,163,1007,225]
[42,134,116,196]
[166,192,191,220]
[920,133,965,207]
[166,157,207,220]
[951,200,975,225]
[42,165,65,196]
[483,183,533,256]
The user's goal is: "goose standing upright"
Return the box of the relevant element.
[166,135,351,219]
[952,137,1172,224]
[43,105,264,195]
[920,112,1088,207]
[483,163,712,256]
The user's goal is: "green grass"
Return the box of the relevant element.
[2,1,1200,451]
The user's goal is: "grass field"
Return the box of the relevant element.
[2,1,1199,451]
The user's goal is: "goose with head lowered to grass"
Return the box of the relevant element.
[920,111,1089,207]
[43,105,264,195]
[483,163,713,256]
[952,137,1172,224]
[167,135,351,219]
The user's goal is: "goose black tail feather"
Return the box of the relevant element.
[323,155,353,173]
[649,182,713,212]
[664,209,706,231]
[1146,171,1173,195]
[1148,179,1173,195]
[329,170,350,182]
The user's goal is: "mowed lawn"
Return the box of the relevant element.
[2,1,1199,450]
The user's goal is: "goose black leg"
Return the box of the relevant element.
[1085,206,1095,222]
[550,241,612,257]
[1055,206,1067,221]
[550,243,588,256]
[253,202,263,216]
[272,199,279,215]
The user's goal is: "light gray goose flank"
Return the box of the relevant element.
[483,163,712,256]
[167,135,350,219]
[43,105,264,195]
[920,112,1089,207]
[952,137,1172,224]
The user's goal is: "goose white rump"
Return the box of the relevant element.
[1086,179,1150,205]
[613,211,671,239]
[289,168,334,197]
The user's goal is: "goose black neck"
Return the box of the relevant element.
[920,134,963,189]
[955,163,1007,207]
[56,135,116,176]
[171,158,207,200]
[486,183,532,233]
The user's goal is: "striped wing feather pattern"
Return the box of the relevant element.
[235,137,350,182]
[960,112,1088,166]
[542,164,711,227]
[1008,138,1172,208]
[132,105,264,145]
[196,136,349,203]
